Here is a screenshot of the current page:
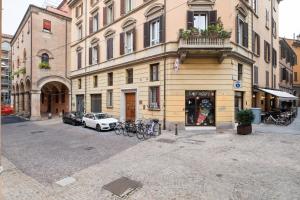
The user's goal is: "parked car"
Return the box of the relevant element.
[62,112,83,126]
[1,104,14,115]
[82,113,118,131]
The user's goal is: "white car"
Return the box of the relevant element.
[82,113,118,132]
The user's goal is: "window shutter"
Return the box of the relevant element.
[257,34,260,56]
[103,7,107,26]
[252,31,255,53]
[89,17,93,34]
[120,0,125,15]
[95,13,99,31]
[236,16,239,44]
[96,44,100,64]
[77,52,82,69]
[144,22,150,48]
[110,38,114,59]
[264,41,267,62]
[120,32,125,55]
[209,10,217,25]
[157,87,160,107]
[107,38,113,59]
[159,15,165,43]
[132,28,136,51]
[89,47,92,65]
[243,22,248,48]
[187,11,194,29]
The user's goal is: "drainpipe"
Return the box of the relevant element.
[271,0,274,88]
[84,0,88,113]
[163,0,167,130]
[30,12,33,117]
[251,2,254,107]
[65,19,68,78]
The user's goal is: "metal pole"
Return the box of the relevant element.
[175,124,178,135]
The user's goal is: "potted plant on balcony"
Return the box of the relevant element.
[236,109,254,135]
[19,67,26,75]
[201,18,231,39]
[39,62,50,70]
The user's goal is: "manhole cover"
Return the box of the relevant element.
[156,138,176,144]
[84,147,95,151]
[30,130,45,134]
[103,177,142,198]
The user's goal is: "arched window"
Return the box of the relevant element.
[41,53,49,63]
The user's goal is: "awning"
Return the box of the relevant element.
[259,88,298,100]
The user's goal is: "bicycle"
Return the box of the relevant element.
[114,121,125,135]
[143,119,160,140]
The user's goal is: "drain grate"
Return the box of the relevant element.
[103,177,142,198]
[84,147,95,151]
[156,138,176,144]
[30,130,45,134]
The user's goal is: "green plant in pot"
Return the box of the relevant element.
[39,62,50,69]
[236,109,254,135]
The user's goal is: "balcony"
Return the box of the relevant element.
[178,36,232,63]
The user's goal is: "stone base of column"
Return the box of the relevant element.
[30,115,42,121]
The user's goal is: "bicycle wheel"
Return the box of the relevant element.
[114,124,123,135]
[143,126,151,140]
[128,126,136,137]
[136,126,145,140]
[152,123,159,136]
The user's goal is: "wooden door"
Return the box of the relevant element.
[125,93,136,122]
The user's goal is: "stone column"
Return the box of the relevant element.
[24,92,30,113]
[30,90,41,120]
[15,94,19,113]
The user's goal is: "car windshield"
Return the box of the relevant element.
[95,114,108,119]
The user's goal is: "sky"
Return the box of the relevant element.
[2,0,300,38]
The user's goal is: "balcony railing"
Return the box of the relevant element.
[179,36,231,49]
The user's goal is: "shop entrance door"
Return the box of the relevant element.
[185,91,215,126]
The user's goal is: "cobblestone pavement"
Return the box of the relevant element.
[1,112,300,200]
[1,118,139,184]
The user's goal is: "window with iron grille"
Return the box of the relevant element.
[149,86,160,110]
[107,90,113,107]
[150,63,159,81]
[126,68,133,84]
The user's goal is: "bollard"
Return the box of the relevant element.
[48,113,52,119]
[159,123,162,135]
[175,124,178,136]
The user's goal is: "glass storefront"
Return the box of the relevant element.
[185,90,215,126]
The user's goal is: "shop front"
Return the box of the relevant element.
[185,90,215,127]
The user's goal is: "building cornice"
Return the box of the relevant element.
[11,4,71,45]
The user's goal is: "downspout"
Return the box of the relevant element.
[84,0,88,113]
[163,0,167,130]
[30,12,33,117]
[270,0,274,88]
[65,19,68,78]
[251,2,254,107]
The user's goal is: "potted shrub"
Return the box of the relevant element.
[19,67,26,75]
[39,62,50,69]
[236,109,254,135]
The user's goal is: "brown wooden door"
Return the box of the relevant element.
[125,93,136,121]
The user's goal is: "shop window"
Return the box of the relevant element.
[149,86,160,109]
[185,91,215,126]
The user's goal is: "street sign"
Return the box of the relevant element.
[233,80,242,89]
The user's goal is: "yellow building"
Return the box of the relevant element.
[68,0,283,130]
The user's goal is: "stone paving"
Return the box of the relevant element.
[1,113,300,200]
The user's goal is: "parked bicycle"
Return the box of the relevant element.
[263,112,290,126]
[142,119,160,140]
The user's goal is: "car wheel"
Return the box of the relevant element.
[82,122,86,128]
[96,124,101,132]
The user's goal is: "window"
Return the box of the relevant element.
[193,13,208,31]
[108,72,113,86]
[43,20,51,32]
[264,41,270,63]
[93,75,98,88]
[237,16,248,47]
[92,12,99,33]
[149,86,160,109]
[41,53,49,64]
[107,90,113,107]
[272,48,277,67]
[295,72,298,82]
[281,68,287,81]
[150,63,159,81]
[89,44,99,65]
[78,78,82,89]
[266,71,269,87]
[254,66,258,85]
[126,0,132,13]
[252,0,258,13]
[77,51,82,69]
[273,75,276,88]
[125,31,133,54]
[106,38,113,60]
[252,32,260,55]
[238,63,243,81]
[107,4,114,25]
[150,19,160,46]
[265,9,270,28]
[75,4,83,18]
[272,18,277,38]
[126,68,133,84]
[77,24,83,40]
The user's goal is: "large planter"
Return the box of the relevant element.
[237,124,252,135]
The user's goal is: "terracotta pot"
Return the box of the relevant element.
[237,124,252,135]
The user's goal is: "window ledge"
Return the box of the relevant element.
[107,106,113,109]
[42,30,52,34]
[148,108,161,111]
